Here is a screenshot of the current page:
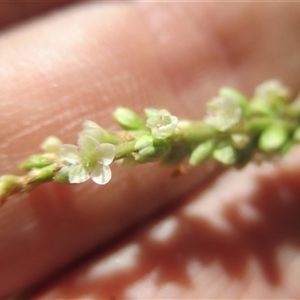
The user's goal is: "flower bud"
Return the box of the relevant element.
[189,140,214,166]
[113,107,147,130]
[133,135,170,163]
[41,136,62,153]
[19,154,57,171]
[258,125,288,152]
[29,164,57,183]
[213,142,237,165]
[0,175,22,206]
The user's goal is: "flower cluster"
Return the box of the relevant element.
[204,87,246,132]
[145,109,178,139]
[59,121,116,184]
[2,79,300,206]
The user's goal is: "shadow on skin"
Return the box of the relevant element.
[29,155,300,299]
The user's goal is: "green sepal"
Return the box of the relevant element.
[53,165,70,184]
[113,107,147,130]
[0,175,21,204]
[189,140,214,166]
[213,142,237,165]
[133,135,170,163]
[258,125,288,152]
[29,164,57,183]
[19,154,57,171]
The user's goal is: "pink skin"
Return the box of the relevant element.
[1,2,300,299]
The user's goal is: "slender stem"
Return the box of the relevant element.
[115,140,136,159]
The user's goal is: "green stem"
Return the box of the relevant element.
[114,140,136,160]
[176,120,217,144]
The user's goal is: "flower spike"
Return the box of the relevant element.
[1,79,300,205]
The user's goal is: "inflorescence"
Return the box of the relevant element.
[1,80,300,206]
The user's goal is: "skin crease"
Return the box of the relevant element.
[0,1,299,298]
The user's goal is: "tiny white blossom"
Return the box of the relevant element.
[254,80,290,100]
[59,134,115,185]
[204,95,242,131]
[145,109,178,139]
[41,136,62,153]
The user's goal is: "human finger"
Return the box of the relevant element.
[1,2,300,298]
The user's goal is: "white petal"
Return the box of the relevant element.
[170,115,179,126]
[68,165,90,183]
[95,143,116,165]
[59,144,81,164]
[146,117,159,128]
[78,134,99,152]
[91,165,112,184]
[82,120,102,130]
[205,95,241,131]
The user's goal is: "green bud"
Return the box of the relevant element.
[0,175,22,205]
[189,140,214,166]
[113,107,147,130]
[19,154,57,171]
[134,135,153,150]
[29,164,57,183]
[115,140,136,159]
[41,136,62,153]
[213,142,237,165]
[250,98,273,116]
[133,135,170,163]
[258,125,288,152]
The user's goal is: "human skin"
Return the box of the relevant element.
[1,2,300,299]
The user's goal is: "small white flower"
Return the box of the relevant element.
[204,95,242,131]
[254,80,290,100]
[145,109,178,139]
[59,134,115,185]
[41,136,62,153]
